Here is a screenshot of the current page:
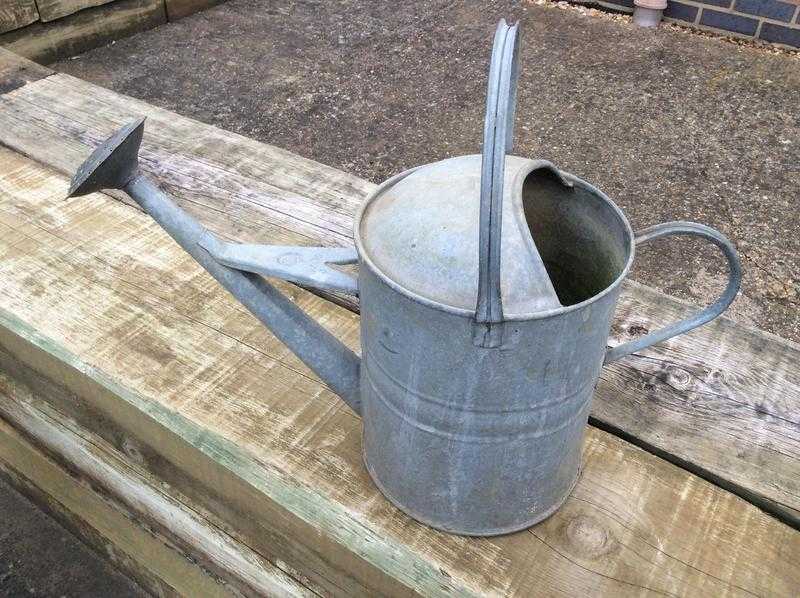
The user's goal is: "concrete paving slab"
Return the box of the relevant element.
[0,475,145,597]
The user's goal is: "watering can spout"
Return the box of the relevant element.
[67,118,362,414]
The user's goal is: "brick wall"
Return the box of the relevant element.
[599,0,800,48]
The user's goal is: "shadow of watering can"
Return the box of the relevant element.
[67,20,741,536]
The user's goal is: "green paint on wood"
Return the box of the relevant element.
[0,306,477,597]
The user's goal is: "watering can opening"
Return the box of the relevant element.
[520,167,631,307]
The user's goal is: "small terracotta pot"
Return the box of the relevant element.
[633,0,667,27]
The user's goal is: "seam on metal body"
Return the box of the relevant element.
[364,347,595,413]
[363,362,591,443]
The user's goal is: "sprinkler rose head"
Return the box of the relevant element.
[67,117,145,198]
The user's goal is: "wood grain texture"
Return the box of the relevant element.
[36,0,118,22]
[165,0,225,20]
[598,284,800,525]
[0,0,38,35]
[0,74,367,249]
[0,148,798,597]
[0,394,313,598]
[0,0,165,64]
[0,73,797,525]
[0,48,52,94]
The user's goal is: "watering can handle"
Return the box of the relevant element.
[474,19,520,347]
[604,221,742,364]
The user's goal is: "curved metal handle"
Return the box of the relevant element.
[604,221,742,364]
[474,19,520,348]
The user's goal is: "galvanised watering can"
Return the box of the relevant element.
[67,20,741,535]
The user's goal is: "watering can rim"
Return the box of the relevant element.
[354,153,637,322]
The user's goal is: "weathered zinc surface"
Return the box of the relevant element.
[2,60,797,528]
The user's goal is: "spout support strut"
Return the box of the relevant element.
[199,235,359,296]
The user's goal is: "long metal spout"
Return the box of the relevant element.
[67,118,362,414]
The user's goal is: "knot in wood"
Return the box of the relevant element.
[627,323,649,337]
[665,365,692,389]
[564,514,616,560]
[708,368,727,386]
[121,437,145,465]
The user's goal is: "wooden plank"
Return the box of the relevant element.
[0,73,798,525]
[165,0,226,21]
[0,74,367,252]
[0,0,166,64]
[0,393,314,598]
[0,0,38,35]
[1,148,799,597]
[36,0,117,23]
[0,48,52,94]
[598,284,800,525]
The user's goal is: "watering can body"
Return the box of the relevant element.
[357,232,620,534]
[354,154,632,534]
[66,21,741,536]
